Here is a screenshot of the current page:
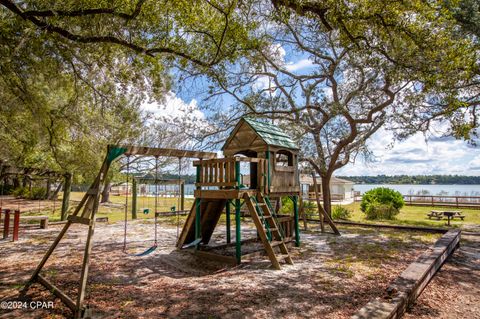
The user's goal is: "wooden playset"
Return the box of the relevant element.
[21,117,303,318]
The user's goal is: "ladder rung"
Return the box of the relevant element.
[267,228,279,232]
[270,240,283,246]
[276,254,291,261]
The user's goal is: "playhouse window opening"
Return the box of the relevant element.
[276,150,293,167]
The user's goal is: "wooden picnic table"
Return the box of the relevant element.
[427,210,464,226]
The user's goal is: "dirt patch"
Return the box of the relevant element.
[1,221,439,318]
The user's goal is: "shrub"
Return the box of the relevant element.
[361,187,404,220]
[364,203,399,220]
[11,186,47,200]
[12,187,30,198]
[332,205,351,220]
[30,187,47,200]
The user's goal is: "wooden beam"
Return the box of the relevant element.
[67,215,92,226]
[117,145,217,159]
[37,274,76,311]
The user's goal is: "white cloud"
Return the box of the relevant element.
[337,128,479,176]
[285,58,314,72]
[141,91,206,125]
[469,155,480,171]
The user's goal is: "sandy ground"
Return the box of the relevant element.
[0,218,469,319]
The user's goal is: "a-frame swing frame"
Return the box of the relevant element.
[21,145,216,318]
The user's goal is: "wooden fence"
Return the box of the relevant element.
[355,194,480,210]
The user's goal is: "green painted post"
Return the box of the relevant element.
[235,160,241,188]
[293,195,300,247]
[180,182,185,211]
[265,147,271,191]
[235,198,241,264]
[131,178,137,219]
[61,173,72,221]
[226,200,231,243]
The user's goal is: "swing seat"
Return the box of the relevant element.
[142,208,150,214]
[130,244,157,257]
[182,238,202,249]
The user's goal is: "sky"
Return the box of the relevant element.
[141,93,479,176]
[336,129,480,176]
[140,45,479,177]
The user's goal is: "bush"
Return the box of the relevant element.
[332,205,351,220]
[361,187,404,220]
[12,187,30,198]
[30,187,47,200]
[11,186,47,200]
[364,203,399,220]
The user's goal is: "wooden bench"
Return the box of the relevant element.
[427,210,465,221]
[95,217,109,223]
[427,210,443,220]
[19,215,49,229]
[451,211,465,220]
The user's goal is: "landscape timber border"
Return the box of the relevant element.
[304,218,449,234]
[352,229,461,319]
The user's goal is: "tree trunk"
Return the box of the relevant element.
[61,173,72,221]
[46,179,51,200]
[100,177,111,203]
[321,175,332,217]
[50,181,63,200]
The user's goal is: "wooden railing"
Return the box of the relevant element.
[403,195,480,209]
[354,194,480,209]
[193,157,268,193]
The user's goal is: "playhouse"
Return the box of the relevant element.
[176,117,301,269]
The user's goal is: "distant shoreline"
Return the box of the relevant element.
[339,175,480,185]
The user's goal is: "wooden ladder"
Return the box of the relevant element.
[243,192,293,270]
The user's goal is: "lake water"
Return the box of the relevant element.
[146,183,480,197]
[353,184,480,196]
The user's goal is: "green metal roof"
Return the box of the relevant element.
[243,117,299,150]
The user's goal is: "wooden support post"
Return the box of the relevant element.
[13,210,20,242]
[195,198,201,248]
[3,209,10,239]
[235,198,241,264]
[131,178,137,220]
[61,173,72,221]
[226,200,231,244]
[195,165,201,249]
[293,195,300,247]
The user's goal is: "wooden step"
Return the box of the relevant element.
[276,254,294,264]
[270,240,283,246]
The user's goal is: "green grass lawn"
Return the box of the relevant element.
[335,202,480,228]
[22,192,480,229]
[25,192,194,224]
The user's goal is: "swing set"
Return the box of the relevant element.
[122,155,187,256]
[21,145,217,318]
[123,156,187,257]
